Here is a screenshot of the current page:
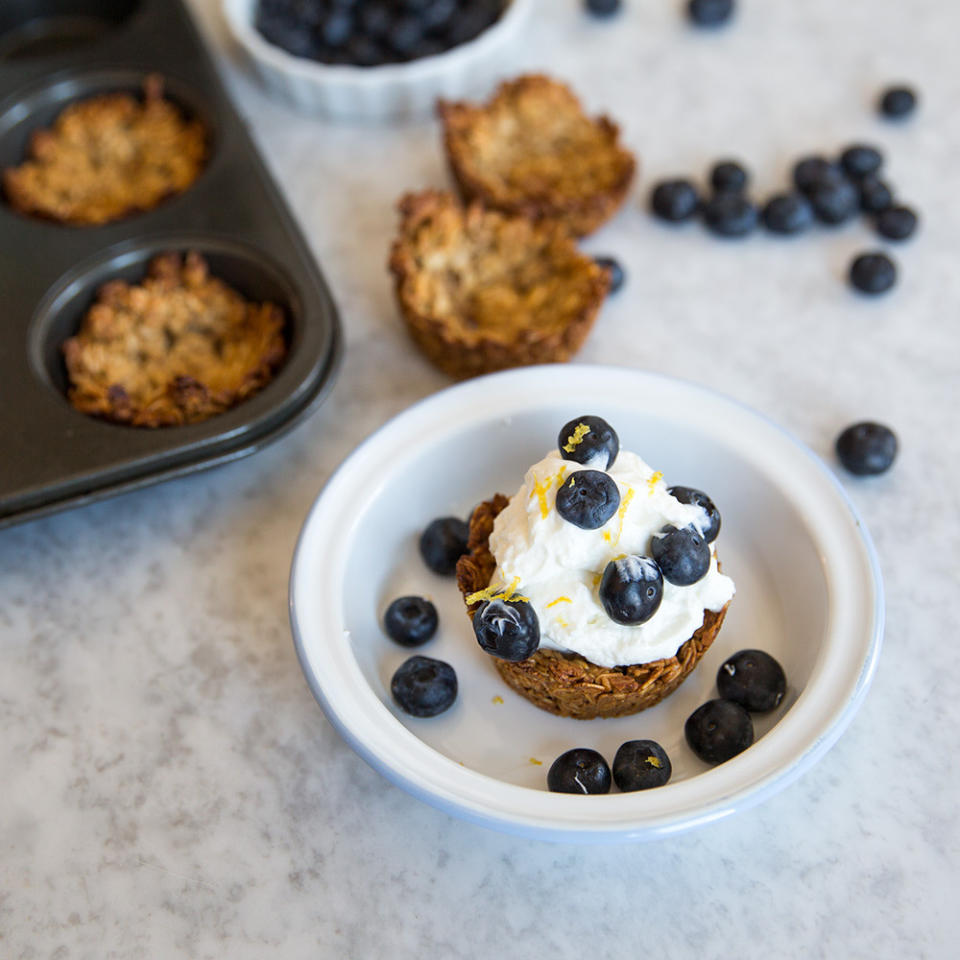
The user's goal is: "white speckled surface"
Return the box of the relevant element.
[2,0,958,956]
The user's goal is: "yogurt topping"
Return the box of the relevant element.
[487,448,735,668]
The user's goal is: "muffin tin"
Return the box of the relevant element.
[0,0,342,529]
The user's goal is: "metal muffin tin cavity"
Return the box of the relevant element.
[0,0,342,529]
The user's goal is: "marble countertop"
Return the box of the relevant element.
[2,0,958,956]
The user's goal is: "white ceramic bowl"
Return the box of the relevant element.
[289,366,884,842]
[222,0,533,120]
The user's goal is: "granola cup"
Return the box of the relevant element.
[456,494,729,720]
[439,74,636,237]
[388,189,610,380]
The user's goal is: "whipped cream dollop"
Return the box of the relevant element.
[487,448,735,668]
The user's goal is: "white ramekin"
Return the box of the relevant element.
[221,0,533,121]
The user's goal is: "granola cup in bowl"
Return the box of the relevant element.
[289,365,884,841]
[222,0,534,121]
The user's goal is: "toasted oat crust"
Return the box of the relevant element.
[62,252,286,428]
[3,75,206,226]
[439,75,636,237]
[388,190,610,379]
[456,495,729,720]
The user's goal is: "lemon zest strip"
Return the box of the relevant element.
[562,422,591,452]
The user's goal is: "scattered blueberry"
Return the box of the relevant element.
[687,0,735,28]
[849,251,897,295]
[710,160,749,193]
[595,256,625,293]
[717,649,786,712]
[473,596,540,661]
[685,699,754,764]
[858,175,894,214]
[702,191,758,237]
[391,655,458,717]
[810,178,859,225]
[835,422,898,475]
[612,740,672,791]
[651,525,711,586]
[599,556,664,625]
[547,748,611,794]
[419,516,469,575]
[384,596,438,647]
[555,470,620,530]
[879,85,917,120]
[762,192,815,235]
[668,486,721,543]
[584,0,622,17]
[558,415,619,470]
[875,205,918,241]
[650,179,700,222]
[839,144,883,180]
[793,156,843,195]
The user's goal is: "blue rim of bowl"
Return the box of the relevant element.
[289,364,885,842]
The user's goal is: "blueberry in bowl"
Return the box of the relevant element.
[419,516,469,575]
[613,740,672,791]
[254,0,509,66]
[599,555,664,625]
[473,595,540,661]
[225,0,534,120]
[547,748,611,794]
[685,699,754,764]
[651,524,711,586]
[391,655,458,717]
[555,470,620,530]
[557,415,619,469]
[384,595,439,646]
[716,649,786,712]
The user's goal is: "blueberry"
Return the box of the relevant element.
[879,85,917,119]
[761,192,814,235]
[445,2,500,45]
[345,34,390,65]
[839,144,883,180]
[858,175,894,214]
[584,0,622,16]
[793,155,842,195]
[473,596,540,661]
[612,740,672,791]
[384,596,438,647]
[685,699,754,764]
[388,13,425,56]
[547,748,611,795]
[391,655,457,717]
[594,256,625,294]
[835,421,898,475]
[849,251,897,295]
[599,556,663,625]
[710,160,748,193]
[358,2,392,40]
[702,192,758,237]
[651,524,710,586]
[555,470,620,530]
[558,415,619,469]
[419,516,469,575]
[320,9,353,47]
[421,0,457,32]
[875,205,918,241]
[810,178,859,225]
[650,179,700,222]
[667,486,721,543]
[717,649,786,712]
[687,0,735,27]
